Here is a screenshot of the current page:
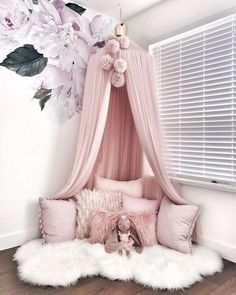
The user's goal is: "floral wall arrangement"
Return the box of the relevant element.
[0,0,114,123]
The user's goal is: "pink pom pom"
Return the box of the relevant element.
[111,72,125,88]
[105,38,120,54]
[119,36,130,49]
[101,54,114,71]
[113,58,127,74]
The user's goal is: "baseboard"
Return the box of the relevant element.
[199,235,236,263]
[0,228,39,251]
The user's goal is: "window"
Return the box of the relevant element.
[149,14,236,190]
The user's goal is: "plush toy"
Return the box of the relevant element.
[117,215,134,257]
[104,214,143,256]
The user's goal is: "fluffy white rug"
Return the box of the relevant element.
[14,239,222,290]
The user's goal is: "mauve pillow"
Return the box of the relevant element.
[39,198,76,243]
[157,196,200,254]
[90,210,157,247]
[94,175,143,198]
[122,194,158,213]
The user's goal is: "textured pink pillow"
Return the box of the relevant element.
[39,198,76,243]
[75,189,122,239]
[122,194,158,213]
[94,175,143,198]
[157,196,200,254]
[89,210,157,247]
[89,210,120,244]
[129,212,157,246]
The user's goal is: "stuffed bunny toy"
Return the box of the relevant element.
[104,214,143,255]
[117,215,134,257]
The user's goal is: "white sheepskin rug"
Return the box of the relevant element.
[14,239,223,290]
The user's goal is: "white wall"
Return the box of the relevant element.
[126,0,236,49]
[0,67,80,250]
[0,8,101,251]
[127,0,236,262]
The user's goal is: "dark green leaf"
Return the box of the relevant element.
[94,40,105,48]
[39,95,51,111]
[33,88,52,111]
[65,3,86,15]
[33,88,52,100]
[0,44,48,77]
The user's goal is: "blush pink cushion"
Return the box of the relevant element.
[90,210,157,246]
[157,196,200,254]
[122,194,158,213]
[39,198,76,243]
[94,175,143,198]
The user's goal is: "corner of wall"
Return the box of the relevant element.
[0,228,39,251]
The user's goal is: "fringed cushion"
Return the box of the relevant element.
[157,196,200,254]
[75,189,122,239]
[39,198,76,243]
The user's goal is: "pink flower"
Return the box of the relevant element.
[101,54,114,71]
[113,58,127,73]
[105,38,120,54]
[111,72,125,88]
[119,35,130,49]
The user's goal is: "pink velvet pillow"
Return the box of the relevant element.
[94,175,143,198]
[89,210,157,247]
[156,196,200,254]
[39,198,76,243]
[122,194,158,213]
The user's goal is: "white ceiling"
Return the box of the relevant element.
[76,0,164,20]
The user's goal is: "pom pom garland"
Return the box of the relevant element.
[119,35,130,49]
[105,38,120,54]
[102,36,130,88]
[111,72,125,88]
[101,54,114,71]
[113,58,127,74]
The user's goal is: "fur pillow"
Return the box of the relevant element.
[89,210,157,247]
[94,175,143,198]
[157,196,200,254]
[39,198,76,243]
[75,189,122,239]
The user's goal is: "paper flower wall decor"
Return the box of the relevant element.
[0,0,114,123]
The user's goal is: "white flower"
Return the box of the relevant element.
[90,15,114,41]
[38,64,86,124]
[36,65,71,89]
[0,0,33,48]
[0,0,115,124]
[31,4,90,72]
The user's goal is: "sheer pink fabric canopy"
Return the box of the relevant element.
[52,40,187,205]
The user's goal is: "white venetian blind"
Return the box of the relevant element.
[150,14,236,188]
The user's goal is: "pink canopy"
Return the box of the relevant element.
[52,40,187,205]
